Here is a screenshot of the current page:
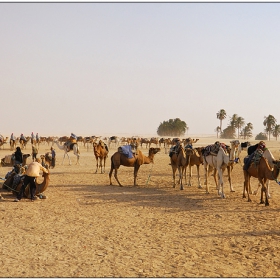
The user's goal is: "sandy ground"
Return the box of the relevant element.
[1,137,280,277]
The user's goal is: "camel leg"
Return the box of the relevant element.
[187,166,192,187]
[113,169,123,187]
[217,168,225,198]
[204,165,210,194]
[253,181,270,198]
[196,165,202,188]
[259,179,269,206]
[95,157,99,173]
[243,172,251,202]
[227,166,235,192]
[133,165,140,186]
[178,166,184,190]
[172,165,177,188]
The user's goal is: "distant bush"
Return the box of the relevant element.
[255,132,267,140]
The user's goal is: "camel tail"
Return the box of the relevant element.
[110,156,115,169]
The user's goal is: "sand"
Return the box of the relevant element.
[1,137,280,277]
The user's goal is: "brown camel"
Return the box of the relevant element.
[93,140,109,173]
[184,147,204,188]
[170,145,189,190]
[243,157,280,206]
[2,167,50,199]
[10,139,16,151]
[19,136,30,149]
[109,147,160,187]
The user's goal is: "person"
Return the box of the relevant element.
[36,133,39,141]
[31,132,35,140]
[50,147,56,168]
[185,137,193,149]
[243,141,266,171]
[14,158,49,202]
[14,146,23,165]
[70,133,77,143]
[10,133,16,141]
[20,133,26,141]
[32,145,38,162]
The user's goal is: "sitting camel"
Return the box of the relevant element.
[243,157,280,206]
[109,147,160,187]
[170,144,188,190]
[54,140,80,165]
[93,140,109,173]
[1,153,30,167]
[2,166,50,199]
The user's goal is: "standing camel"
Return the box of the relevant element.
[10,139,16,151]
[203,146,230,198]
[243,157,280,206]
[54,140,80,165]
[109,147,160,187]
[184,147,204,188]
[93,140,109,173]
[249,148,275,198]
[170,144,188,190]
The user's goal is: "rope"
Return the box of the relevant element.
[145,163,154,186]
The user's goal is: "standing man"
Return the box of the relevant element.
[50,147,56,168]
[32,145,38,162]
[14,158,49,202]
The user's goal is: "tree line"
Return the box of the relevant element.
[156,111,279,140]
[216,109,279,140]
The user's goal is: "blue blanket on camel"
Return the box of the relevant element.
[119,145,134,159]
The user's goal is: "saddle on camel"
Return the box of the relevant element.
[64,133,78,152]
[2,162,50,200]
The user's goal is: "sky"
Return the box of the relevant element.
[1,2,280,138]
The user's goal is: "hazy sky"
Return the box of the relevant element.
[1,2,280,137]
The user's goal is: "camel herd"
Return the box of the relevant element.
[1,134,280,206]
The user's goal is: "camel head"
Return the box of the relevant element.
[148,147,161,161]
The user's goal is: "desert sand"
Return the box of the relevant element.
[1,137,280,277]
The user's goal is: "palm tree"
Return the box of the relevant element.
[216,109,227,136]
[263,115,276,141]
[273,124,280,140]
[240,122,253,139]
[214,126,221,139]
[236,116,245,139]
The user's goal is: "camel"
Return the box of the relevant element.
[40,152,56,169]
[149,137,159,148]
[93,141,108,173]
[203,146,230,198]
[0,136,8,149]
[10,139,16,151]
[54,140,80,165]
[109,147,160,187]
[1,153,31,167]
[170,144,190,190]
[2,166,50,199]
[19,136,30,149]
[184,147,204,188]
[108,136,119,149]
[245,148,275,198]
[208,141,241,193]
[243,157,280,206]
[140,138,150,149]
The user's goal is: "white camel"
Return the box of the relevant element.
[54,140,80,165]
[203,146,230,198]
